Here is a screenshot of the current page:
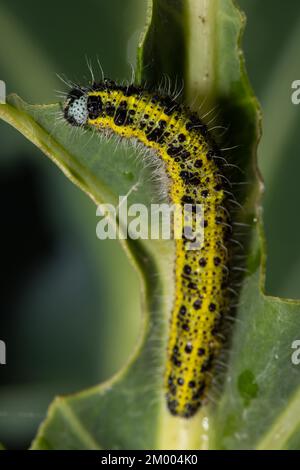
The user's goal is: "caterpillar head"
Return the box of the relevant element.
[64,88,88,126]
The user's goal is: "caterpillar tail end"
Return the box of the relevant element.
[166,394,203,419]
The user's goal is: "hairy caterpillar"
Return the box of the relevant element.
[63,80,233,418]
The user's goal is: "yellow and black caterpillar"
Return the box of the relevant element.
[64,80,233,418]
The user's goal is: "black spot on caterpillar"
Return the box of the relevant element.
[63,79,236,418]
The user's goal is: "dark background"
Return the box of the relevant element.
[0,0,299,448]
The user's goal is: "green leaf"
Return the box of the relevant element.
[1,0,300,450]
[212,270,300,450]
[0,95,175,450]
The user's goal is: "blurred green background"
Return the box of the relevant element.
[0,0,299,449]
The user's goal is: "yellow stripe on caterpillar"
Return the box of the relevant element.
[63,80,231,418]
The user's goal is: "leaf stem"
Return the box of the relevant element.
[158,407,209,450]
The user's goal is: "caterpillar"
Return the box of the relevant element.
[63,79,233,418]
